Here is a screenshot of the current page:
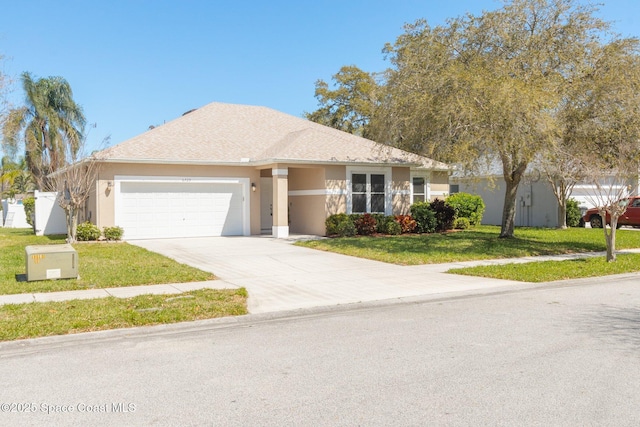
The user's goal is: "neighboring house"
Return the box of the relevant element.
[452,170,639,228]
[88,102,451,239]
[451,176,561,228]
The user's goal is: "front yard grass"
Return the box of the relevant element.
[297,225,640,265]
[0,229,246,341]
[448,253,640,282]
[0,228,215,295]
[0,288,248,341]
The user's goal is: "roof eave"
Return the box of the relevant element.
[97,157,452,171]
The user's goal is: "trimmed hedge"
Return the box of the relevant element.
[103,226,124,241]
[410,202,437,233]
[22,196,35,227]
[76,222,101,241]
[566,198,582,228]
[446,192,485,226]
[453,217,471,230]
[326,213,420,237]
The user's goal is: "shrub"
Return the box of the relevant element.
[336,219,356,237]
[453,217,471,230]
[384,219,402,235]
[354,213,377,235]
[22,196,35,227]
[375,216,398,235]
[326,214,348,235]
[348,213,363,225]
[395,215,417,233]
[76,222,101,241]
[325,214,356,237]
[410,202,437,234]
[371,214,387,233]
[446,192,485,225]
[566,198,582,228]
[103,226,124,241]
[430,199,456,231]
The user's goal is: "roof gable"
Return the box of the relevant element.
[98,102,449,170]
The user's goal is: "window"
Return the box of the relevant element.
[352,174,367,213]
[371,174,385,213]
[350,172,387,214]
[449,184,459,194]
[411,174,430,204]
[412,177,426,203]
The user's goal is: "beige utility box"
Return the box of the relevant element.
[25,244,78,282]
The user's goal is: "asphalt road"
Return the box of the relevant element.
[0,274,639,426]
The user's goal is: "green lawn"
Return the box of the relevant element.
[297,225,640,265]
[0,288,248,341]
[448,253,640,282]
[0,228,247,341]
[0,228,214,295]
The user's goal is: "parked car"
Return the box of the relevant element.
[582,196,640,228]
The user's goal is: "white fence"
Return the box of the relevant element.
[1,199,31,228]
[34,191,67,236]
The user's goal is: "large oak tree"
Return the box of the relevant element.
[380,0,612,238]
[309,0,640,239]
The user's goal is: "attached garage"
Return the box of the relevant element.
[114,177,250,239]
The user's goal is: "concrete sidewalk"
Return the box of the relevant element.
[2,237,638,313]
[0,281,239,305]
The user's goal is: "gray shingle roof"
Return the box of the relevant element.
[98,102,449,170]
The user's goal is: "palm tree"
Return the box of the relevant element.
[3,72,85,190]
[0,156,33,199]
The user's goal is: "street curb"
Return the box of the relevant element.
[1,271,638,357]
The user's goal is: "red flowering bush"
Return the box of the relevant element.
[354,213,377,235]
[395,215,417,233]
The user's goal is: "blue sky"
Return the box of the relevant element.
[1,1,639,153]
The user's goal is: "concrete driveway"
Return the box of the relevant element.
[131,236,528,314]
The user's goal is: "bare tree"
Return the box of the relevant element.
[560,36,640,261]
[580,166,637,262]
[542,147,584,229]
[47,133,108,243]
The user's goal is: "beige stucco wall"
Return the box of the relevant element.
[287,167,327,235]
[430,171,450,200]
[289,195,326,235]
[392,167,411,215]
[93,161,447,238]
[288,167,324,190]
[94,163,261,234]
[325,165,347,216]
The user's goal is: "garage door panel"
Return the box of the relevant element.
[117,181,244,239]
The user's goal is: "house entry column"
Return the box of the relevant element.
[272,167,289,238]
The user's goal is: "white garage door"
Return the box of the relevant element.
[117,181,245,239]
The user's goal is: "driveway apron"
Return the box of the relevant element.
[130,237,524,313]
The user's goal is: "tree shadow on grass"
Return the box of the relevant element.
[324,229,606,259]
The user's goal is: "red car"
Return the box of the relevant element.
[582,196,640,228]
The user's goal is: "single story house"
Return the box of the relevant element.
[451,168,639,228]
[451,175,561,227]
[88,102,450,239]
